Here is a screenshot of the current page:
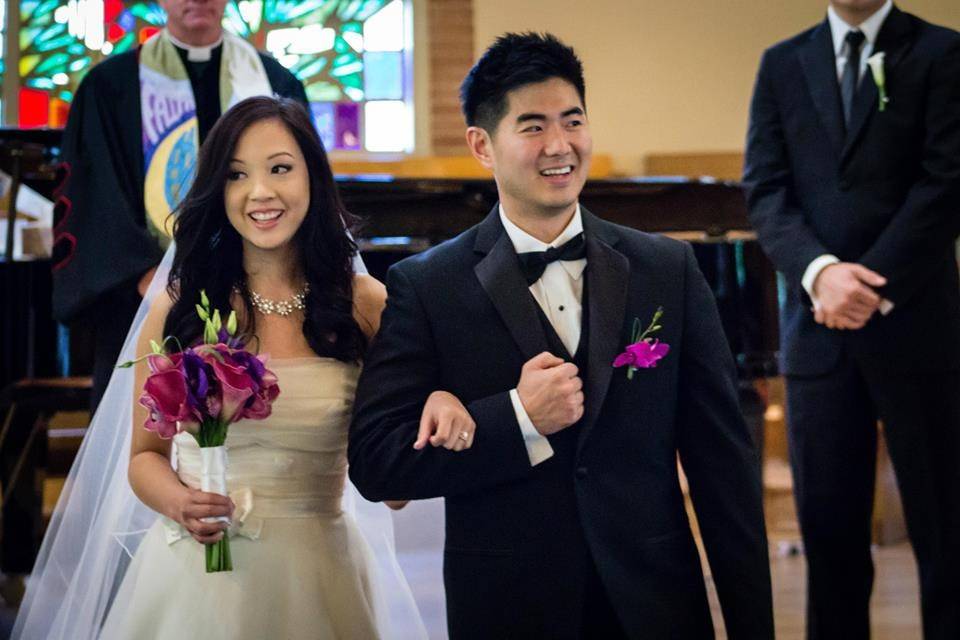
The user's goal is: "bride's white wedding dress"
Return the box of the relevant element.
[99,358,380,639]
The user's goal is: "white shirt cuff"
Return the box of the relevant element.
[802,255,894,315]
[509,388,554,466]
[802,254,841,303]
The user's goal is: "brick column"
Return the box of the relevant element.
[426,0,474,156]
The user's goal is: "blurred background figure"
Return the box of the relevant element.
[744,1,960,638]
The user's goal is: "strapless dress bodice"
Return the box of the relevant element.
[173,357,360,517]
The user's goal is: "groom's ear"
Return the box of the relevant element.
[465,126,495,171]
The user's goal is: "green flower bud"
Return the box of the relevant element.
[204,322,217,344]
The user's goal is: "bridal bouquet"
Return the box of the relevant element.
[122,291,280,572]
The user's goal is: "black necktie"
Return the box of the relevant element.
[516,233,586,285]
[841,30,866,128]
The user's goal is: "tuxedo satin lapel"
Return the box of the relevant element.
[841,8,915,164]
[474,221,551,361]
[576,213,629,455]
[799,21,846,158]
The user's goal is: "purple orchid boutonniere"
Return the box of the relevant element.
[613,307,670,380]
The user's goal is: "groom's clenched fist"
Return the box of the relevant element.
[517,352,584,435]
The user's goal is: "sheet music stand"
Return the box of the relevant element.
[0,128,61,263]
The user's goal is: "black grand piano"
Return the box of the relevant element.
[0,130,780,389]
[0,128,780,577]
[340,175,780,381]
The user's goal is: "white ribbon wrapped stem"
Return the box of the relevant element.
[163,486,261,544]
[200,445,230,525]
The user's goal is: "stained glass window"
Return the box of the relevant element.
[17,0,162,127]
[0,0,5,118]
[13,0,414,152]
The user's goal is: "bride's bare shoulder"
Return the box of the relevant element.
[352,273,387,339]
[147,284,177,321]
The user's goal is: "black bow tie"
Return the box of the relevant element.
[516,233,586,285]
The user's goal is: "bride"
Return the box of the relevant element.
[14,96,471,639]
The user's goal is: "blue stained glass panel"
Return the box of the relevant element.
[129,3,167,24]
[363,51,402,100]
[68,57,91,72]
[118,10,135,32]
[222,4,250,37]
[34,52,69,75]
[20,27,42,49]
[37,34,74,53]
[37,22,64,42]
[19,0,40,20]
[294,56,327,80]
[33,0,58,17]
[310,102,335,151]
[26,76,54,89]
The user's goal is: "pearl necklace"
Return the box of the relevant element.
[244,284,309,317]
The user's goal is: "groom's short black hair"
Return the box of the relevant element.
[460,32,586,133]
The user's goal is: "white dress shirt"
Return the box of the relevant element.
[499,205,587,466]
[827,0,892,82]
[802,0,894,315]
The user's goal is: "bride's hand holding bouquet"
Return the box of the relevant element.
[123,290,280,572]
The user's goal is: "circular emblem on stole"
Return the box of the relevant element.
[144,118,198,240]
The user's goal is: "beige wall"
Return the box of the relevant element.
[413,0,433,156]
[471,1,960,174]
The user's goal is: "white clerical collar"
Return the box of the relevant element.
[499,204,587,280]
[164,29,224,62]
[827,0,892,54]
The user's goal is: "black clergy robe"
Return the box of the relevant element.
[50,44,307,409]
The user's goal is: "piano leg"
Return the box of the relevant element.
[0,406,47,580]
[78,285,140,412]
[739,381,765,459]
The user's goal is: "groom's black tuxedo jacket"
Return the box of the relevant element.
[744,6,960,377]
[349,208,773,639]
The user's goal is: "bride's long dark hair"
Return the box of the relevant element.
[163,96,366,362]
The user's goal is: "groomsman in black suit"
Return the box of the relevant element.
[744,1,960,638]
[351,32,773,639]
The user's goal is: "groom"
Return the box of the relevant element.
[349,33,773,639]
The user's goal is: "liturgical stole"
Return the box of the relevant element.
[139,29,272,243]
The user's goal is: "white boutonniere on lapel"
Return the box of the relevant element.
[866,52,889,112]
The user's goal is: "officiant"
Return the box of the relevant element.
[51,0,307,410]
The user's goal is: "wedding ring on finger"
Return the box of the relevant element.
[458,432,470,442]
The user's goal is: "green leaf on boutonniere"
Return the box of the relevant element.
[615,307,669,380]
